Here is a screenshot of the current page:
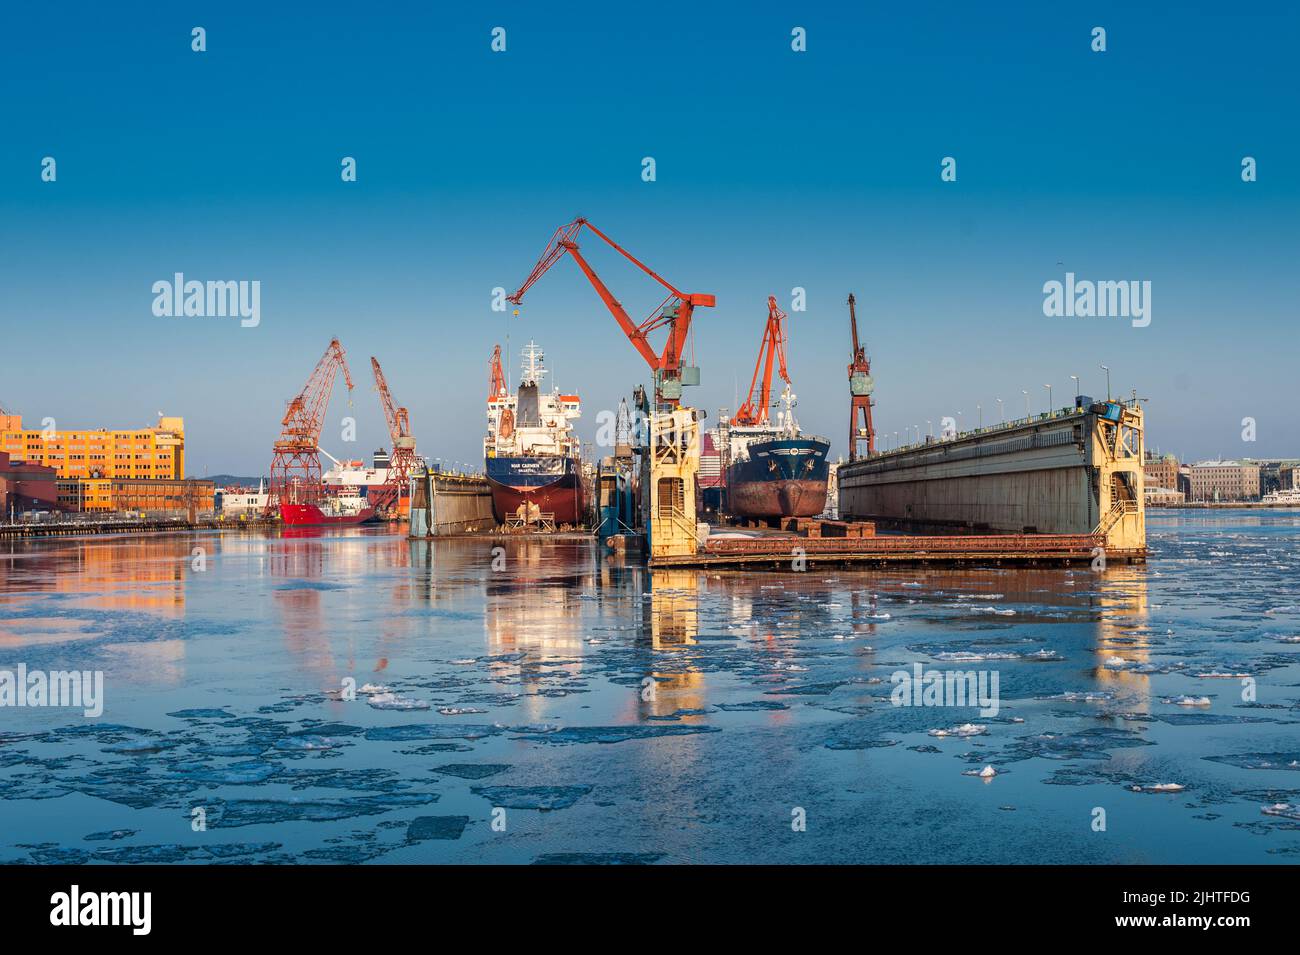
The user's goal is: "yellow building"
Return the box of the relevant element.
[56,477,214,516]
[1,415,185,481]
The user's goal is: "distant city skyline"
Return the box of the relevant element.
[3,3,1297,474]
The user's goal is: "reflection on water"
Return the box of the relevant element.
[0,513,1296,864]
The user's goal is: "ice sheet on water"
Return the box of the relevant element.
[1203,752,1300,772]
[166,708,236,720]
[510,725,720,745]
[532,852,664,864]
[431,763,511,779]
[273,735,345,751]
[929,723,987,738]
[166,760,281,785]
[83,829,137,841]
[406,815,470,841]
[364,724,502,741]
[367,692,431,711]
[470,785,592,810]
[716,701,789,712]
[1152,713,1276,726]
[211,792,440,827]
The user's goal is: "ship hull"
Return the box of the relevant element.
[727,437,830,519]
[486,455,587,526]
[280,503,378,526]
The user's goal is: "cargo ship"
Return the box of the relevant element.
[484,341,588,526]
[721,386,831,519]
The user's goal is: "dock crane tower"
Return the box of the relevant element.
[507,218,715,407]
[732,296,790,427]
[847,293,876,460]
[267,338,354,513]
[369,356,417,516]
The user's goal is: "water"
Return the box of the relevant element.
[1,511,1298,864]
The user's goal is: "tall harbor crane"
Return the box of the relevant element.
[369,356,417,516]
[267,338,354,513]
[488,344,508,402]
[732,296,790,427]
[847,293,876,460]
[507,218,715,406]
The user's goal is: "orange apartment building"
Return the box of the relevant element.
[0,414,211,516]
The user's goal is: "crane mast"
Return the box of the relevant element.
[507,217,715,406]
[732,296,790,427]
[369,356,416,516]
[267,338,354,512]
[847,293,876,460]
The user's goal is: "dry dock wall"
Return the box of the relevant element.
[408,472,495,536]
[838,404,1146,552]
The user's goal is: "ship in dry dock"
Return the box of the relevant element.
[715,296,830,521]
[483,341,588,526]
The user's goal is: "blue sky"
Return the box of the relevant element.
[2,1,1297,474]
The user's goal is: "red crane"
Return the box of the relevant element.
[732,296,790,426]
[267,338,354,512]
[847,293,876,460]
[507,217,715,406]
[369,356,417,516]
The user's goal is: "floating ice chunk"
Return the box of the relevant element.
[933,651,1020,662]
[1193,671,1251,679]
[367,693,431,711]
[929,723,987,738]
[1130,782,1185,793]
[438,707,486,716]
[961,765,998,778]
[359,683,390,694]
[1162,695,1212,707]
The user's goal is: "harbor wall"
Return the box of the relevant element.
[408,472,495,536]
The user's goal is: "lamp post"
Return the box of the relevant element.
[977,403,983,429]
[1100,364,1111,400]
[996,398,1004,423]
[1070,374,1080,403]
[1044,384,1052,416]
[1022,390,1030,420]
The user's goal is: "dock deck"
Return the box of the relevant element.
[650,530,1141,568]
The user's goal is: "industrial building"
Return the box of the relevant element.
[0,414,185,481]
[0,452,60,515]
[55,477,214,518]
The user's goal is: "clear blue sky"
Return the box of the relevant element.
[2,1,1296,474]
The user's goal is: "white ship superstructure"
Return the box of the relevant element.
[484,341,582,459]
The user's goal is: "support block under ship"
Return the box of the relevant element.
[484,341,588,526]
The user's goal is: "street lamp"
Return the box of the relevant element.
[926,420,933,440]
[1070,374,1080,403]
[996,398,1004,423]
[1100,364,1111,400]
[1022,390,1030,419]
[977,403,983,429]
[1044,384,1052,416]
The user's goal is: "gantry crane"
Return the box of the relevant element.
[507,218,715,406]
[847,293,876,460]
[732,296,790,427]
[267,338,354,513]
[369,356,417,516]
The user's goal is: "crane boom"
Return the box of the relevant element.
[507,217,715,405]
[369,356,417,516]
[267,338,354,511]
[732,296,790,427]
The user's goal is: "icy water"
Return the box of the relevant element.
[1,511,1298,865]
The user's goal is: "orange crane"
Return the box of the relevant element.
[507,218,715,406]
[267,338,353,513]
[732,296,790,427]
[369,356,417,516]
[847,293,876,459]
